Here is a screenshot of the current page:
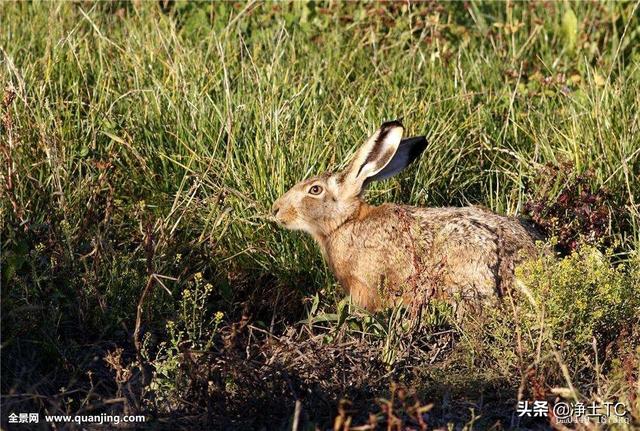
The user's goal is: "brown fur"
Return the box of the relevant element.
[272,122,541,312]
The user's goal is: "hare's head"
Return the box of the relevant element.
[272,120,427,241]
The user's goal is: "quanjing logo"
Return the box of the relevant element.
[7,413,39,424]
[516,400,630,424]
[7,412,146,425]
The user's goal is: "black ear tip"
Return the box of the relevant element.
[402,135,428,161]
[411,136,429,160]
[401,135,428,146]
[380,119,404,131]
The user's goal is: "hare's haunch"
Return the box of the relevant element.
[272,121,540,311]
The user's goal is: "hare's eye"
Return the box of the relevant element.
[308,185,323,195]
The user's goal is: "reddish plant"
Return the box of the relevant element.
[525,162,624,253]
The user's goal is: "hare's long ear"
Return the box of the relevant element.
[338,120,404,197]
[366,135,428,183]
[339,120,424,197]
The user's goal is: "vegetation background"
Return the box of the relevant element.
[1,1,639,429]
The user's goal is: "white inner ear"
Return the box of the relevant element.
[356,127,403,180]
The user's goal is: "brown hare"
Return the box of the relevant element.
[272,120,541,312]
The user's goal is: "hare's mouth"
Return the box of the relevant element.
[273,216,288,227]
[273,206,298,227]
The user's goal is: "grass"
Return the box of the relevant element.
[1,1,640,430]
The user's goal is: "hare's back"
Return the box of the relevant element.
[408,205,540,298]
[411,206,539,249]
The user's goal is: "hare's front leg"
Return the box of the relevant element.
[343,276,381,311]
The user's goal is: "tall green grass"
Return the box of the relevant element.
[3,3,638,253]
